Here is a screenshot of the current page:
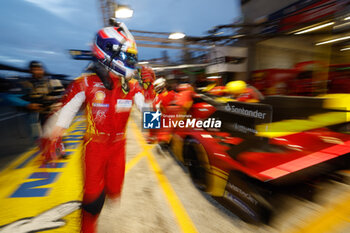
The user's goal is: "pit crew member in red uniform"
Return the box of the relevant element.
[44,22,146,233]
[156,82,194,144]
[140,65,156,105]
[226,80,264,102]
[148,77,177,143]
[175,83,194,112]
[153,78,176,113]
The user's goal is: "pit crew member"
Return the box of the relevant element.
[226,80,264,102]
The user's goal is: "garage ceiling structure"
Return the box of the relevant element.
[97,0,245,53]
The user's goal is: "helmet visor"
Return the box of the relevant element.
[118,51,138,69]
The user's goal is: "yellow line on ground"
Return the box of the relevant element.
[145,152,199,233]
[125,151,146,173]
[130,120,198,233]
[285,192,350,233]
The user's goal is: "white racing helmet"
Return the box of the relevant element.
[92,22,138,79]
[153,77,166,94]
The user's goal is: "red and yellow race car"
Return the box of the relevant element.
[167,93,350,224]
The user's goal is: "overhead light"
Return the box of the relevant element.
[214,32,224,36]
[294,22,334,35]
[344,16,350,21]
[316,36,350,45]
[168,32,186,40]
[207,76,221,79]
[115,5,133,18]
[340,47,350,51]
[153,63,208,71]
[138,61,149,65]
[333,21,350,30]
[230,34,245,39]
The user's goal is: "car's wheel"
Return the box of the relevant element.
[220,171,272,224]
[183,138,209,191]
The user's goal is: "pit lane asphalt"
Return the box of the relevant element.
[98,108,350,233]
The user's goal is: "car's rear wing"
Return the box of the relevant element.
[257,95,349,138]
[198,94,349,138]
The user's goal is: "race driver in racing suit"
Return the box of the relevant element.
[44,22,147,233]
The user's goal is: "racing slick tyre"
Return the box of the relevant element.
[183,138,210,191]
[220,171,272,225]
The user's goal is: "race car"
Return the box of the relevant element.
[168,93,350,224]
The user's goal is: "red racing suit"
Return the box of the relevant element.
[56,73,143,233]
[143,83,156,104]
[151,90,177,143]
[236,85,264,102]
[153,90,176,113]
